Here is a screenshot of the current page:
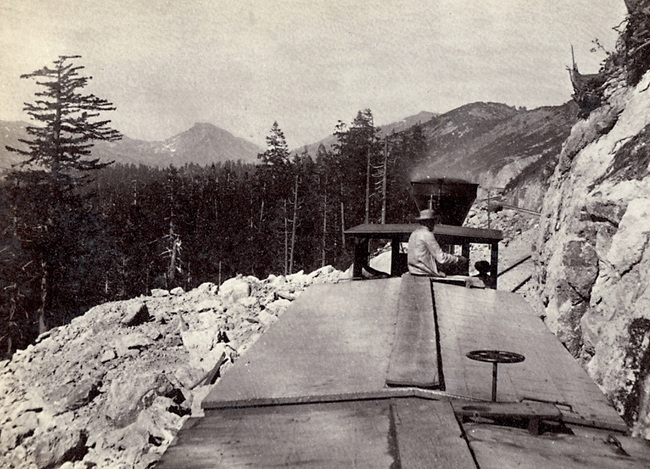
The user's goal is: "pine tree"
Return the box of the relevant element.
[258,122,291,168]
[387,124,428,223]
[6,55,122,185]
[5,55,122,336]
[333,109,381,226]
[257,122,294,274]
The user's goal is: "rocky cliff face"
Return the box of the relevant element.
[534,69,650,437]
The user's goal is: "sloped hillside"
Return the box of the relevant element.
[534,4,650,437]
[415,101,579,209]
[0,121,28,172]
[295,110,439,155]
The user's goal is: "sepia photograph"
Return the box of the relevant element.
[1,1,649,467]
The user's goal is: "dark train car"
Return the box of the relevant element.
[157,180,650,468]
[410,177,478,226]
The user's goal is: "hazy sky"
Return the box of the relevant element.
[0,0,627,148]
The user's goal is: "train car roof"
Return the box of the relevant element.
[157,276,650,468]
[345,223,503,242]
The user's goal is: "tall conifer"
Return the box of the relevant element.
[5,55,121,335]
[6,55,122,184]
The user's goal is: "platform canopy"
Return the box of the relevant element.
[344,223,503,282]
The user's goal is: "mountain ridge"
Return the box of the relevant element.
[92,122,263,167]
[0,121,263,170]
[294,110,439,155]
[413,100,579,209]
[0,102,578,208]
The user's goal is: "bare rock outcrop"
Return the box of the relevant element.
[0,266,347,468]
[534,69,650,437]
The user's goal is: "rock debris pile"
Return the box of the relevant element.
[0,266,347,469]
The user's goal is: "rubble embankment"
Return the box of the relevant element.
[0,266,348,469]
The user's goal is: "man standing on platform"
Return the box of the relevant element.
[407,209,468,277]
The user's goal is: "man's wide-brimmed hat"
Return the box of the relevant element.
[415,209,436,221]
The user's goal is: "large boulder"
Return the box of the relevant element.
[264,299,292,316]
[218,277,251,303]
[45,375,102,414]
[0,411,39,453]
[180,329,226,372]
[32,428,88,469]
[104,372,176,428]
[121,302,150,327]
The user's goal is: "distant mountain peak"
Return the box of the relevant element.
[400,110,438,123]
[0,120,263,170]
[444,102,519,119]
[186,122,223,134]
[412,100,578,199]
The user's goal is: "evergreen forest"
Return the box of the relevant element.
[0,109,428,358]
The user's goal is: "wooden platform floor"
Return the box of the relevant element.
[157,276,646,468]
[386,274,439,388]
[433,283,625,430]
[202,278,401,409]
[157,398,477,469]
[465,422,650,469]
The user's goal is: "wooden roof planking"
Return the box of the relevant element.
[157,275,650,468]
[201,278,402,408]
